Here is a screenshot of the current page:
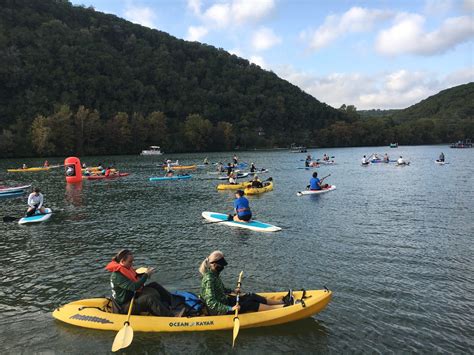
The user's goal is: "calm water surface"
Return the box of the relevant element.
[0,145,473,354]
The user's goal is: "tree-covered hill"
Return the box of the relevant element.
[0,0,346,157]
[391,82,474,122]
[318,83,473,147]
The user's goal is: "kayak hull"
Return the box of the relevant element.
[86,173,130,180]
[18,208,53,225]
[0,191,24,199]
[217,173,249,180]
[163,165,197,170]
[297,185,336,196]
[202,211,281,232]
[149,175,192,181]
[244,182,273,195]
[217,182,251,190]
[0,185,31,193]
[52,289,331,332]
[7,167,49,172]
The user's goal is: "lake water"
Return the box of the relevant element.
[0,145,472,353]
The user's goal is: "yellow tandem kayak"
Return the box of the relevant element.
[52,289,331,332]
[217,182,251,190]
[163,165,197,170]
[244,182,274,195]
[7,167,50,172]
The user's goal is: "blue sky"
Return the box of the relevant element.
[71,0,474,109]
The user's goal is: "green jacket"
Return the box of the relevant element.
[110,271,148,305]
[200,271,232,315]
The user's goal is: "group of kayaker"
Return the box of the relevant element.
[106,249,293,317]
[81,163,119,177]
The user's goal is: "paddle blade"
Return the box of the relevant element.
[232,317,241,348]
[112,324,134,352]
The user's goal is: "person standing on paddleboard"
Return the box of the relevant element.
[105,249,183,317]
[199,250,289,316]
[26,187,46,216]
[309,172,329,191]
[229,190,252,222]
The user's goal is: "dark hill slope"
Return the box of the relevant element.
[392,82,474,122]
[0,0,345,147]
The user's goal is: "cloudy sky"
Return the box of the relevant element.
[72,0,474,110]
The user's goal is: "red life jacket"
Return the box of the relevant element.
[105,260,138,282]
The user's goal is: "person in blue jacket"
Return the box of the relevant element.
[228,190,252,222]
[309,172,329,190]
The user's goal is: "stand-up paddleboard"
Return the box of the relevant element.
[217,172,249,180]
[202,212,281,232]
[435,160,449,165]
[297,185,336,196]
[18,208,53,225]
[0,191,24,199]
[149,175,192,181]
[247,169,269,175]
[0,185,31,193]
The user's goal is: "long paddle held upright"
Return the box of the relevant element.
[232,271,244,348]
[112,294,136,352]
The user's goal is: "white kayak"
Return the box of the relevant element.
[435,160,449,165]
[297,185,336,196]
[217,172,249,180]
[18,208,53,225]
[0,184,31,193]
[202,212,281,232]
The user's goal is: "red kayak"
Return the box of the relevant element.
[86,173,130,180]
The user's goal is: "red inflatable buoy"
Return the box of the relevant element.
[65,157,82,183]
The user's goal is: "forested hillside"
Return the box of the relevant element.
[0,1,472,158]
[0,0,345,157]
[320,83,473,147]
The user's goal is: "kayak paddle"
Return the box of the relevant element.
[232,271,244,348]
[112,293,135,352]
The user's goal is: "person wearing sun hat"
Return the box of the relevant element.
[199,250,287,315]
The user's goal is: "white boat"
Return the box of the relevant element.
[140,146,163,155]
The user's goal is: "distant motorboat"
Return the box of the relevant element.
[389,143,398,148]
[140,146,163,155]
[450,139,472,148]
[290,143,307,153]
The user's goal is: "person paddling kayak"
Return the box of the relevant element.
[438,152,445,162]
[105,249,182,317]
[26,187,46,216]
[361,155,369,165]
[199,250,290,316]
[309,172,329,191]
[228,190,252,222]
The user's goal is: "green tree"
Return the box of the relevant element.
[31,115,55,155]
[183,114,213,151]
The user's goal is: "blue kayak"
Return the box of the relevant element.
[149,175,192,181]
[0,191,24,199]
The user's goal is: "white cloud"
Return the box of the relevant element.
[251,27,281,51]
[276,65,473,109]
[249,55,266,68]
[423,0,453,15]
[232,0,275,24]
[186,26,209,41]
[203,3,231,28]
[187,0,202,16]
[376,14,474,56]
[302,7,393,51]
[191,0,275,29]
[463,0,474,12]
[123,5,156,28]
